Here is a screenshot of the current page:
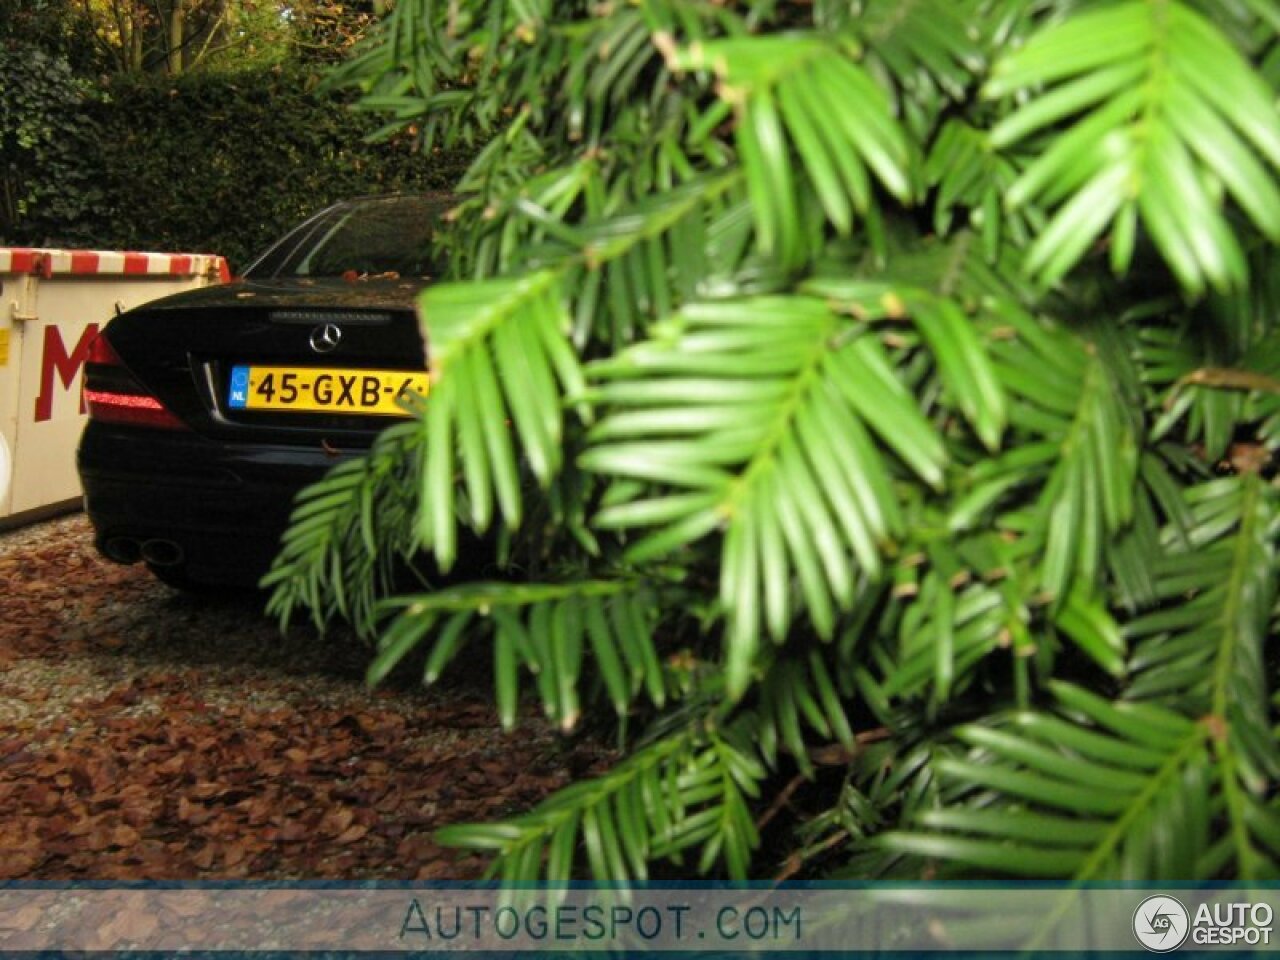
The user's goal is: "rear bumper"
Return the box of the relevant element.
[77,423,351,585]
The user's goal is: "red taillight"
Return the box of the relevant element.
[83,333,187,430]
[87,332,124,366]
[84,388,187,429]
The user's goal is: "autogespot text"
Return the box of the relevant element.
[398,899,803,945]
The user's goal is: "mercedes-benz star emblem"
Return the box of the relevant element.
[309,323,343,354]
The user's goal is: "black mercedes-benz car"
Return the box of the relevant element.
[77,194,449,589]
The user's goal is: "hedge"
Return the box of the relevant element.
[1,50,471,271]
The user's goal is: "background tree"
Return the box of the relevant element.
[0,0,377,75]
[266,0,1280,882]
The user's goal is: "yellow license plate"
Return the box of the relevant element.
[227,365,429,416]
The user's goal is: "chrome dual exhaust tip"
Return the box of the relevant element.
[103,536,142,564]
[140,539,184,567]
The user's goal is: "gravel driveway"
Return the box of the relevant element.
[0,513,605,880]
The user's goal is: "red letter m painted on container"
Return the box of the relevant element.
[35,324,99,422]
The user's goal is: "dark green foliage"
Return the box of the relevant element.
[0,43,101,242]
[0,60,472,268]
[0,3,100,71]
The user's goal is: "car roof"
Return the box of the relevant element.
[329,192,455,207]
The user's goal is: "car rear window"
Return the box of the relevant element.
[244,195,450,280]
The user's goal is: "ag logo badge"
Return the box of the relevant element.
[1133,895,1190,952]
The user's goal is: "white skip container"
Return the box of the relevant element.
[0,248,229,523]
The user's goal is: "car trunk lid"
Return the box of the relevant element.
[101,278,429,448]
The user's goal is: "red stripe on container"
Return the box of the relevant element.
[168,255,191,274]
[9,249,38,273]
[70,251,100,274]
[123,253,149,275]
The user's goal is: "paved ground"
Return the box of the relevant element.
[0,513,605,879]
